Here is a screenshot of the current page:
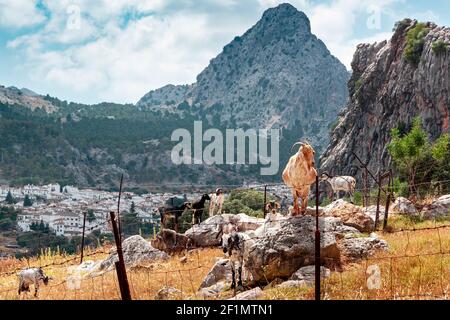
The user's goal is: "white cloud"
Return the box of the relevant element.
[306,0,401,68]
[3,0,427,104]
[0,0,46,28]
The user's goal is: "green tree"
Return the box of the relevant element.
[222,189,275,217]
[87,209,96,222]
[23,195,33,207]
[432,40,448,55]
[404,22,430,65]
[388,117,449,197]
[5,191,15,204]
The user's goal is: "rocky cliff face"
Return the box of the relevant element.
[138,3,349,153]
[0,86,57,113]
[320,19,450,180]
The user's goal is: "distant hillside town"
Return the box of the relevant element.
[0,183,197,237]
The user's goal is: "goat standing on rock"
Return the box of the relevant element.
[282,142,318,216]
[209,189,224,216]
[320,172,356,203]
[191,194,210,225]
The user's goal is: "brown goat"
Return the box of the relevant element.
[282,142,317,216]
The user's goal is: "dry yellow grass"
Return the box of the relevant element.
[1,216,449,300]
[268,215,450,300]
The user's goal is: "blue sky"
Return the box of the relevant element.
[0,0,449,105]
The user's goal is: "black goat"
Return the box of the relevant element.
[158,202,192,233]
[191,194,210,225]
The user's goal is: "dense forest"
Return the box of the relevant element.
[0,100,303,191]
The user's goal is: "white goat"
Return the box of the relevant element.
[265,201,284,229]
[17,267,50,297]
[320,172,357,203]
[209,188,224,216]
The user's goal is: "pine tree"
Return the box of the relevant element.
[87,209,96,222]
[5,191,15,204]
[23,195,33,207]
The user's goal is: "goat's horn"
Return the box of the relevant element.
[290,142,304,153]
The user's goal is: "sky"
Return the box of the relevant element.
[0,0,449,105]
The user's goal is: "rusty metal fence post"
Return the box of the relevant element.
[110,211,132,300]
[374,172,382,231]
[263,185,267,218]
[315,175,321,301]
[80,211,87,264]
[383,171,393,231]
[117,174,124,243]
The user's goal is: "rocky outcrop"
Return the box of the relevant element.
[99,235,169,271]
[276,265,331,288]
[338,233,388,262]
[390,197,418,216]
[0,86,57,113]
[320,19,450,180]
[322,200,375,232]
[228,287,263,300]
[154,286,183,300]
[290,265,331,284]
[421,195,450,220]
[199,259,232,290]
[184,214,265,247]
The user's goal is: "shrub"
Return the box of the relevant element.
[404,22,430,65]
[393,19,410,32]
[432,40,448,55]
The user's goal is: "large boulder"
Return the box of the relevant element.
[421,195,450,220]
[276,266,331,289]
[362,205,385,223]
[199,259,232,290]
[99,235,169,271]
[338,233,388,262]
[184,213,265,247]
[199,257,253,291]
[184,215,226,247]
[198,282,228,298]
[245,216,342,284]
[227,287,263,300]
[322,200,374,233]
[290,265,331,284]
[390,197,418,216]
[230,213,265,232]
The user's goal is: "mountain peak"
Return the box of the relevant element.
[260,3,311,34]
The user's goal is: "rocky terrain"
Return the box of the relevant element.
[320,19,450,179]
[0,86,57,113]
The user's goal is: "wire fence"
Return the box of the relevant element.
[0,174,449,300]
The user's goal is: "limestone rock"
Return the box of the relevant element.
[154,286,183,300]
[99,235,169,271]
[323,200,375,232]
[421,195,450,220]
[228,287,263,300]
[390,197,418,216]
